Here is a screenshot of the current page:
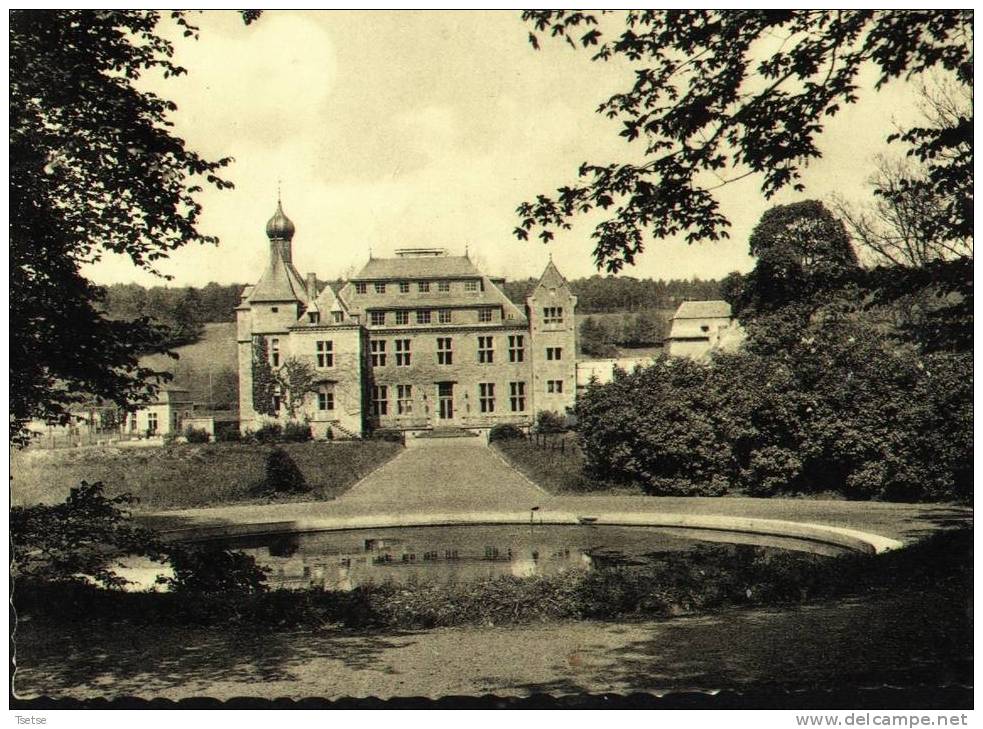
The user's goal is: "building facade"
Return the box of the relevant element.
[236,202,577,437]
[664,300,742,359]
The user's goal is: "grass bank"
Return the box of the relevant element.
[493,435,642,495]
[10,440,402,510]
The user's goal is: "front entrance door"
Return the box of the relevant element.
[438,382,454,420]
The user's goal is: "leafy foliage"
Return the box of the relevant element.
[260,447,309,494]
[164,544,268,594]
[282,422,313,443]
[10,481,166,589]
[575,315,972,502]
[535,410,569,434]
[251,336,277,417]
[183,426,210,443]
[9,11,256,443]
[252,421,283,444]
[516,10,971,271]
[488,424,527,442]
[276,357,317,420]
[728,200,859,317]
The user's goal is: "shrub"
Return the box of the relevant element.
[260,447,309,494]
[214,422,241,442]
[369,428,405,444]
[10,481,166,589]
[165,544,268,594]
[489,424,525,442]
[535,410,567,433]
[184,426,210,444]
[282,421,312,442]
[253,422,282,444]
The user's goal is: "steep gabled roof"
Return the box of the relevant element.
[351,255,484,281]
[673,300,732,320]
[302,281,349,320]
[247,252,307,304]
[527,258,572,300]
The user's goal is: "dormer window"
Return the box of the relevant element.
[374,282,386,294]
[370,311,385,326]
[399,282,410,294]
[355,282,367,294]
[418,281,430,293]
[333,311,344,323]
[464,280,479,293]
[438,281,450,292]
[308,311,320,324]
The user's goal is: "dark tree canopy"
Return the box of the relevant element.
[516,10,972,272]
[727,201,859,317]
[9,10,256,443]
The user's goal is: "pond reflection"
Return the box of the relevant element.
[199,524,849,591]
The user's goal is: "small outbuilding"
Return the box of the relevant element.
[121,387,194,437]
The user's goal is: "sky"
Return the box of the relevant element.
[82,10,926,288]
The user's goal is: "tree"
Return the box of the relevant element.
[515,11,972,271]
[830,72,973,267]
[276,357,317,420]
[734,200,859,318]
[579,316,619,357]
[10,10,257,444]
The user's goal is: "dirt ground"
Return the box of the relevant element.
[13,588,971,701]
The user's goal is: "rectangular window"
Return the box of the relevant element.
[374,282,386,294]
[316,340,333,368]
[370,339,387,367]
[397,384,413,415]
[395,339,411,366]
[437,337,453,365]
[438,309,452,324]
[308,311,320,324]
[332,311,344,323]
[355,282,367,294]
[399,281,410,294]
[478,335,494,364]
[418,281,430,293]
[546,347,563,361]
[543,306,564,324]
[508,335,525,362]
[547,379,564,394]
[272,394,281,412]
[478,308,492,323]
[270,337,280,367]
[147,412,158,433]
[438,280,451,292]
[509,382,526,412]
[395,310,409,325]
[318,391,335,411]
[464,280,479,293]
[372,385,388,416]
[370,311,385,326]
[416,310,431,324]
[479,383,495,413]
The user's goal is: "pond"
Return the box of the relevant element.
[140,523,851,591]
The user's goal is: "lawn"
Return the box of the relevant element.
[10,440,402,511]
[493,434,642,495]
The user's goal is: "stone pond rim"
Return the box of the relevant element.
[150,510,905,555]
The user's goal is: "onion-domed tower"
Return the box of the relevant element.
[265,198,296,263]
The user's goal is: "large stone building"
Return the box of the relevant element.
[236,201,577,437]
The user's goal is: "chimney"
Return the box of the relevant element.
[306,273,318,301]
